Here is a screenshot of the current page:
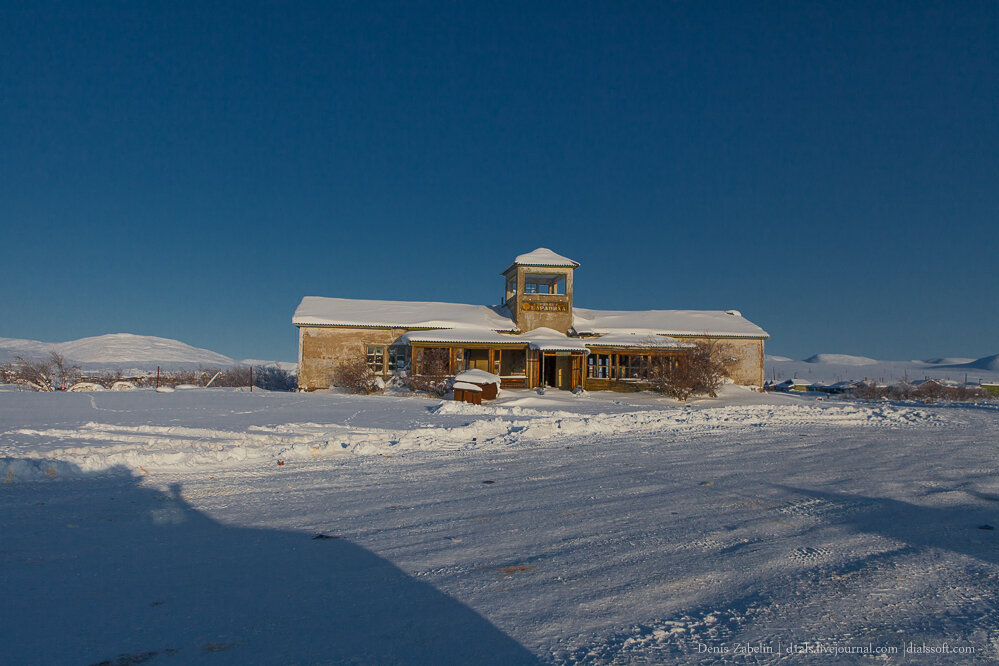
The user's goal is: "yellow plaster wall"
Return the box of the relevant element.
[297,326,408,391]
[675,336,765,386]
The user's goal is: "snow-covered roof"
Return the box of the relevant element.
[524,328,589,353]
[454,369,501,385]
[572,307,769,339]
[294,297,768,342]
[583,333,694,349]
[400,329,524,345]
[503,248,579,273]
[452,381,482,392]
[293,297,517,331]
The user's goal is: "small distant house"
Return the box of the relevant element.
[774,378,813,392]
[822,380,864,394]
[293,249,769,391]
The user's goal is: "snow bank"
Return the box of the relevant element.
[1,402,940,480]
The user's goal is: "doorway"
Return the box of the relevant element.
[542,354,572,390]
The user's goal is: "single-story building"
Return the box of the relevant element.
[293,248,769,391]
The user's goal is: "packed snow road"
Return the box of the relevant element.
[2,387,997,664]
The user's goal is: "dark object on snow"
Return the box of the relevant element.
[977,524,995,530]
[312,533,342,540]
[482,480,495,485]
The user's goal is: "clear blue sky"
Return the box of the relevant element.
[2,1,996,362]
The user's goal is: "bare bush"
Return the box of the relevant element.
[251,366,297,391]
[135,365,296,391]
[6,353,81,391]
[88,369,125,389]
[331,357,382,394]
[0,361,15,385]
[647,341,733,401]
[50,353,82,389]
[850,381,992,403]
[404,348,450,397]
[849,381,883,401]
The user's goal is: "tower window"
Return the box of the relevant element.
[524,273,566,295]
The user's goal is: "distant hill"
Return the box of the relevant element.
[803,353,879,366]
[950,354,999,372]
[766,351,999,385]
[0,333,290,372]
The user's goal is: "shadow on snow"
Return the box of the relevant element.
[0,460,539,665]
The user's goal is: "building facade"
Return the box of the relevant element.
[294,249,769,391]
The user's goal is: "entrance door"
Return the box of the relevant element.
[542,354,557,387]
[555,356,571,390]
[542,354,573,389]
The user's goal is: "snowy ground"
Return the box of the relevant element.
[3,386,998,664]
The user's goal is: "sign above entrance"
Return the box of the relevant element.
[521,301,568,313]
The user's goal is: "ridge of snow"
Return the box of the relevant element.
[0,400,940,477]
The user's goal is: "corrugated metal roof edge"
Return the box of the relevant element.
[576,330,770,340]
[293,320,522,332]
[500,262,580,275]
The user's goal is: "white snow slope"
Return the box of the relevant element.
[0,333,292,372]
[2,387,997,664]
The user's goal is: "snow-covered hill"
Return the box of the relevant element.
[0,333,277,372]
[803,353,878,366]
[767,352,999,385]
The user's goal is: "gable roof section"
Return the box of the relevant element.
[573,307,769,339]
[293,296,517,331]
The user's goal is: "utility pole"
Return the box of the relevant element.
[249,365,253,392]
[155,366,160,390]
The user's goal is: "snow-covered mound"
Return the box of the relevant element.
[1,400,940,477]
[765,354,792,362]
[0,333,237,370]
[803,354,879,366]
[56,333,235,365]
[921,357,976,365]
[957,353,999,372]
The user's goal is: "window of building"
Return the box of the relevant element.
[524,273,566,295]
[388,346,409,373]
[366,344,385,373]
[506,276,517,300]
[617,354,649,380]
[587,354,610,379]
[500,348,527,376]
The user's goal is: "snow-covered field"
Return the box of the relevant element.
[3,386,998,664]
